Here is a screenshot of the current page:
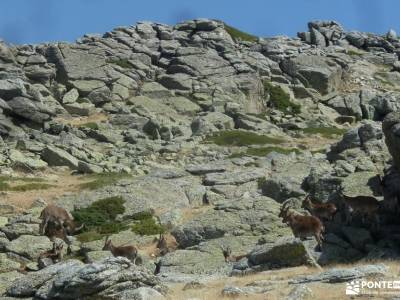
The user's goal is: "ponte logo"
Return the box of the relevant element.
[346,280,360,295]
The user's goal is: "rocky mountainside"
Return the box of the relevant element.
[1,19,400,299]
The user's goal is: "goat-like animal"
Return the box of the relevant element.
[338,190,380,226]
[103,237,138,264]
[39,204,83,236]
[39,242,64,262]
[302,195,337,221]
[279,205,324,250]
[220,245,247,262]
[156,234,178,256]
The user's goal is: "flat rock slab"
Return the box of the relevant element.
[6,235,53,260]
[203,169,265,186]
[186,164,227,175]
[289,264,388,284]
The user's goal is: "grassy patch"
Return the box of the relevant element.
[79,172,131,190]
[132,218,166,236]
[301,127,347,138]
[0,176,53,191]
[79,122,99,130]
[347,49,363,56]
[131,211,166,236]
[107,58,132,69]
[265,82,301,115]
[257,177,267,189]
[8,183,54,192]
[73,196,128,243]
[205,130,284,147]
[224,23,258,43]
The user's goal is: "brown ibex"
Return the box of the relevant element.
[279,205,324,250]
[338,190,380,227]
[39,204,84,236]
[39,204,84,253]
[302,195,337,221]
[156,234,178,256]
[39,242,64,262]
[220,245,247,262]
[103,237,138,264]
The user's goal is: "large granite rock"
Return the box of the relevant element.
[7,257,166,299]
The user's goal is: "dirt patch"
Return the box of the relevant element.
[54,112,109,127]
[0,169,92,212]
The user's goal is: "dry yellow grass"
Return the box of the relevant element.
[54,112,109,127]
[166,260,400,300]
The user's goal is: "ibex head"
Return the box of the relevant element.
[103,236,112,251]
[220,245,232,261]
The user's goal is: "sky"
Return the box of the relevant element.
[0,0,398,45]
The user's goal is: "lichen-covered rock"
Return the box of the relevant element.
[248,237,319,269]
[5,235,52,260]
[7,257,166,300]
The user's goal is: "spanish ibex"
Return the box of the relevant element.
[39,204,84,253]
[39,242,64,262]
[39,204,84,236]
[156,234,178,256]
[279,204,324,250]
[103,237,138,264]
[302,195,337,221]
[338,189,380,226]
[220,245,247,262]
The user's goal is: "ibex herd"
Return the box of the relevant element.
[278,188,382,252]
[37,203,176,270]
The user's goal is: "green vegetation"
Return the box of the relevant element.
[73,196,128,243]
[265,82,301,115]
[0,176,53,191]
[347,49,363,56]
[301,127,347,138]
[257,176,267,189]
[79,172,132,190]
[131,211,166,236]
[224,23,258,43]
[107,58,132,69]
[205,130,284,147]
[79,122,99,130]
[132,218,166,236]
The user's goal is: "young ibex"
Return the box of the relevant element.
[220,245,247,262]
[279,205,324,250]
[39,204,84,236]
[302,195,337,221]
[156,234,178,256]
[338,190,380,226]
[103,237,138,264]
[39,242,64,262]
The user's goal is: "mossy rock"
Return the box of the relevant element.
[265,82,300,115]
[223,23,258,43]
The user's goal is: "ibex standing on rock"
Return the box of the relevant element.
[40,204,84,236]
[220,245,247,262]
[156,234,178,256]
[39,204,84,253]
[338,190,380,227]
[302,195,337,221]
[279,204,324,251]
[103,237,138,264]
[39,242,64,262]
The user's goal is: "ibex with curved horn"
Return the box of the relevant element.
[103,236,138,264]
[338,189,380,227]
[302,195,337,221]
[279,204,324,250]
